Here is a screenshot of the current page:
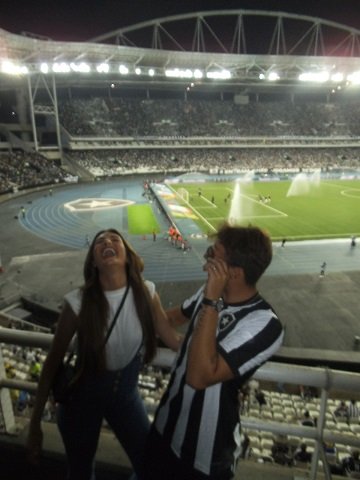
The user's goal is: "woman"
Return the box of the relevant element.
[26,228,181,480]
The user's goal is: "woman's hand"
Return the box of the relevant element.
[153,294,185,351]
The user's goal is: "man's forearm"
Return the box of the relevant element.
[186,304,219,389]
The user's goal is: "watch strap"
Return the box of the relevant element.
[202,297,224,312]
[202,297,219,307]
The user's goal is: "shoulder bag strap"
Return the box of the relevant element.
[64,281,130,365]
[103,281,130,346]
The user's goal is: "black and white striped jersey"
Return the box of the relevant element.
[154,285,284,477]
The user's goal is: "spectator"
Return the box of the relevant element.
[26,228,181,480]
[334,400,349,418]
[294,443,312,463]
[342,450,360,477]
[301,410,315,427]
[319,261,327,278]
[143,224,284,480]
[271,435,292,466]
[323,441,339,470]
[255,389,267,409]
[348,399,360,420]
[241,434,251,459]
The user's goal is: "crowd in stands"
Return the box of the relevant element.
[237,379,360,476]
[0,151,66,194]
[2,95,360,192]
[1,146,359,193]
[58,97,360,138]
[66,147,360,178]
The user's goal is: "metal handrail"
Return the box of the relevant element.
[1,327,360,480]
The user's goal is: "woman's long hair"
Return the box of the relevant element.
[75,228,157,379]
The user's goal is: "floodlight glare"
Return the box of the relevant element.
[119,65,129,74]
[330,73,344,82]
[193,69,203,79]
[1,60,28,75]
[135,67,141,75]
[298,72,329,83]
[96,63,109,73]
[148,68,155,76]
[206,70,231,79]
[347,71,360,85]
[165,68,193,78]
[40,63,49,74]
[52,62,71,73]
[268,72,280,81]
[70,62,90,73]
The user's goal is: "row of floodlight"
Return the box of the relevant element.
[2,60,360,85]
[0,61,232,79]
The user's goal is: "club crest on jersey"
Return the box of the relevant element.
[219,312,236,330]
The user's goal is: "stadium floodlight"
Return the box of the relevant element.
[40,63,49,74]
[347,71,360,85]
[165,68,193,78]
[268,72,280,81]
[148,68,155,76]
[96,63,109,73]
[330,72,344,82]
[119,64,129,74]
[165,68,179,77]
[259,73,265,80]
[298,71,329,83]
[1,60,28,75]
[70,62,90,73]
[52,62,71,73]
[206,70,231,79]
[135,67,141,75]
[193,69,203,79]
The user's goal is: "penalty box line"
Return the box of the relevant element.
[226,187,288,218]
[168,185,217,232]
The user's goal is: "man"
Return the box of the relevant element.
[348,399,359,420]
[334,400,349,418]
[319,261,327,278]
[294,443,312,463]
[301,410,315,427]
[342,450,360,477]
[144,224,284,480]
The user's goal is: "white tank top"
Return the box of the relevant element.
[64,280,155,370]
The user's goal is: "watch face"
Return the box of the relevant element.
[216,298,225,312]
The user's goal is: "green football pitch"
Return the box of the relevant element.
[170,178,360,241]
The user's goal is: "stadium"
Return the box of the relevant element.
[0,8,360,480]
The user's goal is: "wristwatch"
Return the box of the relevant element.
[202,297,224,312]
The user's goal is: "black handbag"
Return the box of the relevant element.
[51,283,130,403]
[52,356,77,403]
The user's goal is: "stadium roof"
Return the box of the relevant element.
[1,10,360,94]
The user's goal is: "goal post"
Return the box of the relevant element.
[178,187,189,203]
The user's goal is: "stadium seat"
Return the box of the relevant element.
[350,425,360,435]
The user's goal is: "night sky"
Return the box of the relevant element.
[1,0,360,42]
